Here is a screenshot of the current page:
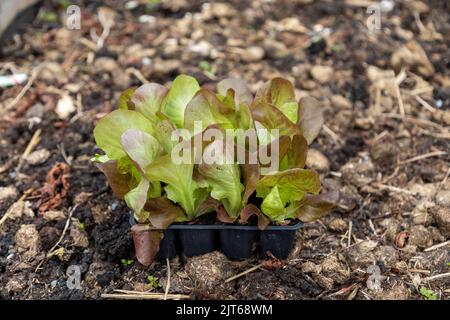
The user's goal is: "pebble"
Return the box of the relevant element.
[26,149,51,166]
[5,201,35,220]
[42,210,66,222]
[0,186,18,204]
[55,94,76,119]
[408,225,433,248]
[15,224,40,259]
[435,190,450,207]
[306,149,330,172]
[241,46,265,62]
[310,65,333,83]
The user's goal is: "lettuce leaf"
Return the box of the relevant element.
[160,74,200,128]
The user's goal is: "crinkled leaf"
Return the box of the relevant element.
[131,224,162,266]
[239,204,270,230]
[279,101,298,123]
[260,186,286,221]
[254,77,296,109]
[125,178,150,222]
[198,139,244,217]
[120,128,161,172]
[280,134,308,170]
[95,160,132,199]
[296,191,339,222]
[131,83,168,123]
[297,96,324,144]
[184,89,235,132]
[217,78,253,107]
[251,101,300,137]
[161,74,200,128]
[256,168,321,200]
[94,109,154,160]
[118,87,136,110]
[144,196,187,228]
[145,154,203,218]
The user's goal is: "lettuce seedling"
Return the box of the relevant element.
[92,74,337,265]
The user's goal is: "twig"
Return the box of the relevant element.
[35,204,79,272]
[424,240,450,252]
[5,65,41,110]
[0,189,33,227]
[415,95,436,113]
[17,128,42,172]
[400,151,447,164]
[409,269,431,274]
[347,220,353,247]
[323,124,344,144]
[126,67,149,84]
[394,79,405,116]
[372,183,417,195]
[422,273,450,282]
[380,113,444,130]
[164,258,171,300]
[225,263,263,283]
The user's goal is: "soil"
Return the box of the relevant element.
[0,0,449,300]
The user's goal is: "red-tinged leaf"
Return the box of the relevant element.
[286,134,308,168]
[196,197,222,218]
[241,162,260,205]
[131,224,162,266]
[95,160,131,199]
[254,77,296,109]
[251,101,300,137]
[217,78,253,107]
[258,135,291,174]
[132,83,168,122]
[239,204,270,230]
[217,206,237,224]
[144,196,186,229]
[297,191,339,222]
[297,96,324,144]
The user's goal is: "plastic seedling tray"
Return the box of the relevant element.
[130,215,302,260]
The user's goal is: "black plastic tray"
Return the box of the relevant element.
[130,215,302,260]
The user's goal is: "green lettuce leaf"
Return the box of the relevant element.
[197,139,244,217]
[144,154,206,219]
[161,74,200,128]
[131,83,168,124]
[256,168,321,220]
[94,109,154,160]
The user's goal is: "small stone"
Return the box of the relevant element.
[376,283,410,300]
[310,65,333,84]
[0,186,17,204]
[321,255,350,284]
[5,201,34,220]
[38,62,65,82]
[241,46,265,62]
[408,225,433,248]
[301,261,322,273]
[346,240,378,267]
[25,103,45,119]
[374,245,398,267]
[210,2,236,18]
[70,225,89,248]
[435,190,450,207]
[25,149,51,166]
[94,57,119,73]
[189,40,212,57]
[74,192,92,205]
[341,157,375,187]
[412,200,434,225]
[330,95,352,109]
[15,224,40,259]
[328,218,347,232]
[55,95,76,119]
[42,210,66,222]
[306,149,330,172]
[432,207,450,236]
